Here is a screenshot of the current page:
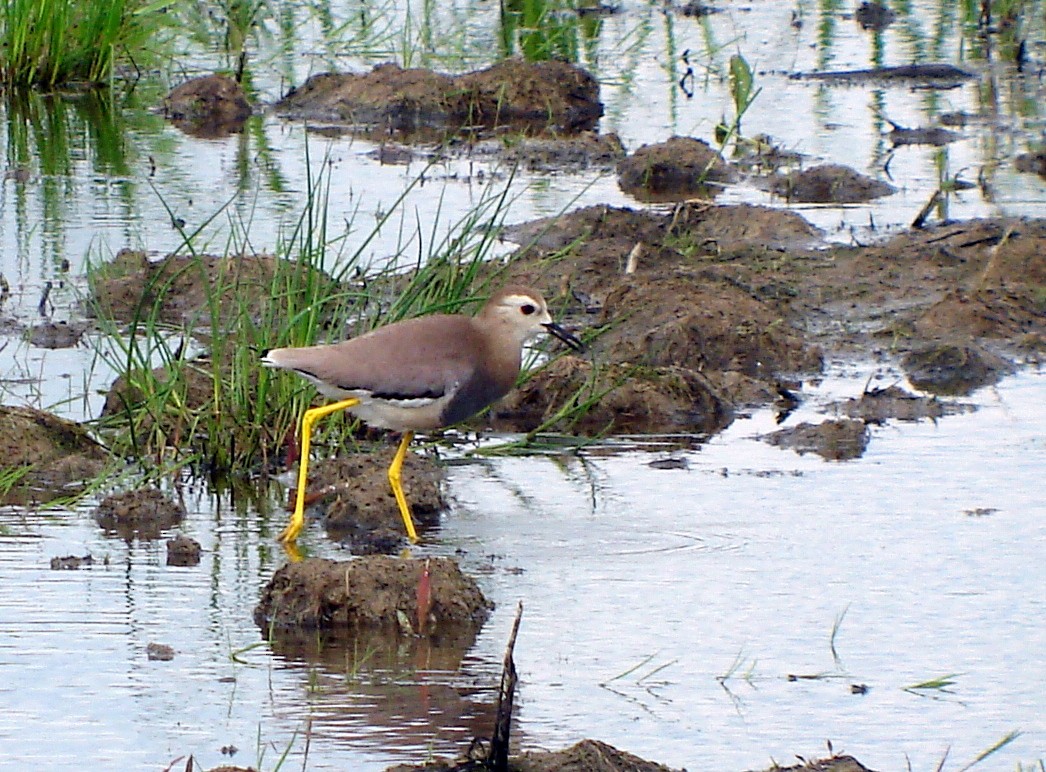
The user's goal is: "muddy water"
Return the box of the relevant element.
[1,365,1042,770]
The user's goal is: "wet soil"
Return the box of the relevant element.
[617,136,736,201]
[276,60,602,139]
[901,342,1015,395]
[305,449,444,552]
[826,385,973,423]
[492,206,1043,436]
[0,405,108,503]
[94,487,186,541]
[254,555,492,636]
[87,248,338,328]
[163,74,251,138]
[793,63,975,87]
[764,418,871,461]
[768,164,895,203]
[473,131,626,172]
[385,743,874,772]
[491,355,734,436]
[166,535,202,567]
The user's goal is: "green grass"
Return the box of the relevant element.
[0,0,170,87]
[84,153,579,478]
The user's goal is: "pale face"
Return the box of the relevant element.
[492,292,554,341]
[486,290,584,351]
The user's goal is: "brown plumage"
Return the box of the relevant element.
[262,285,583,545]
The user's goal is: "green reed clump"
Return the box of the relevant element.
[0,0,168,87]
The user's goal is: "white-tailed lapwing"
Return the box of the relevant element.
[262,285,583,545]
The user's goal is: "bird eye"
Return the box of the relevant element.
[520,303,536,315]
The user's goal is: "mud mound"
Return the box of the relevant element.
[95,487,186,540]
[514,739,681,772]
[902,342,1014,396]
[164,74,250,138]
[491,355,733,436]
[770,164,895,203]
[0,405,108,502]
[914,288,1044,340]
[306,449,444,551]
[746,754,876,772]
[764,419,870,460]
[617,136,736,201]
[596,275,821,376]
[385,739,681,772]
[277,60,602,137]
[1015,150,1046,177]
[166,535,202,567]
[254,556,491,635]
[491,131,626,171]
[89,248,336,327]
[102,362,213,420]
[827,385,973,422]
[28,320,87,348]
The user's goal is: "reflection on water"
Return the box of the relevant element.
[2,366,1042,770]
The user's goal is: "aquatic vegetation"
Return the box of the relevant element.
[0,0,170,86]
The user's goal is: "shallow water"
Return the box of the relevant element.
[1,365,1043,770]
[1,0,1045,769]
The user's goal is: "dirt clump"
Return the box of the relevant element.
[901,342,1014,396]
[164,74,250,138]
[491,355,733,436]
[769,163,895,203]
[512,739,681,772]
[595,275,822,376]
[764,418,870,460]
[617,136,736,200]
[1015,150,1046,177]
[89,248,319,327]
[94,487,186,540]
[490,131,626,171]
[888,124,960,146]
[746,755,877,772]
[166,535,202,567]
[102,361,213,423]
[50,554,95,570]
[855,1,896,30]
[146,642,175,661]
[277,60,602,138]
[794,63,974,87]
[0,405,108,502]
[304,449,444,552]
[28,320,87,348]
[254,556,491,636]
[386,738,681,772]
[827,385,973,422]
[495,206,1043,426]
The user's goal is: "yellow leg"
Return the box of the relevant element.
[279,397,360,545]
[388,430,419,543]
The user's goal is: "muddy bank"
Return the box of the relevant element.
[276,60,602,138]
[492,206,1043,436]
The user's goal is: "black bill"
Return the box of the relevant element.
[543,322,585,352]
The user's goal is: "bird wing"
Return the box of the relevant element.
[276,315,482,402]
